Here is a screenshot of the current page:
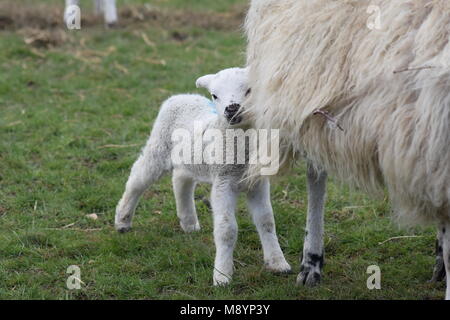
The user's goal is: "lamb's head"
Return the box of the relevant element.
[196,67,250,126]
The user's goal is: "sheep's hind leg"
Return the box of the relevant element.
[441,222,450,300]
[115,148,168,233]
[64,0,80,25]
[297,162,327,287]
[172,169,200,233]
[246,178,291,273]
[94,0,103,14]
[65,0,80,7]
[103,0,118,27]
[431,226,446,282]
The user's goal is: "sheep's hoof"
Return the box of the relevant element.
[297,252,324,287]
[106,22,119,29]
[296,266,321,287]
[430,257,446,283]
[115,222,132,233]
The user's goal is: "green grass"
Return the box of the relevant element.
[0,0,444,300]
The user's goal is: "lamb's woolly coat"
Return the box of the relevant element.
[245,0,450,225]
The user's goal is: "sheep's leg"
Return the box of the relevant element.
[94,0,103,15]
[442,223,450,300]
[297,162,327,287]
[102,0,118,27]
[246,178,291,273]
[65,0,80,7]
[211,181,238,286]
[431,226,446,282]
[172,169,200,233]
[115,146,168,233]
[64,0,80,25]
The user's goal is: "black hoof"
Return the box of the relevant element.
[116,226,132,233]
[297,267,321,287]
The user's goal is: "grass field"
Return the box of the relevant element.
[0,0,445,300]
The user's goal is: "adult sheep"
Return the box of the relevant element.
[245,0,450,299]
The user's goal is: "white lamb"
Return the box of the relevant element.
[114,67,291,285]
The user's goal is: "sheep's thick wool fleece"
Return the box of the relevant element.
[245,0,450,225]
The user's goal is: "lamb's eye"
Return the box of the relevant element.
[245,88,251,97]
[212,94,218,100]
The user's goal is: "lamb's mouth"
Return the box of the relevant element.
[227,115,242,125]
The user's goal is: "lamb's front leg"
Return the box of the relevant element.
[246,178,291,273]
[297,162,327,287]
[211,180,239,286]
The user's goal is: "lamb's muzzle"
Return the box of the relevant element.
[225,103,242,124]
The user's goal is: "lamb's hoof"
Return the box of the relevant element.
[115,222,132,233]
[213,271,232,286]
[265,258,292,274]
[296,267,321,287]
[180,221,201,233]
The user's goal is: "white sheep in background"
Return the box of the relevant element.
[114,68,291,285]
[245,0,450,298]
[64,0,118,27]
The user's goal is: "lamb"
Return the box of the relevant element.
[64,0,117,27]
[114,67,291,285]
[245,0,450,298]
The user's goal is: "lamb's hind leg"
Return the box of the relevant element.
[431,226,446,282]
[246,178,291,273]
[115,146,168,233]
[172,169,200,233]
[297,162,327,287]
[441,222,450,300]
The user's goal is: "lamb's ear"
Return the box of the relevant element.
[196,74,215,90]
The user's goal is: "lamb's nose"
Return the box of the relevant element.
[225,103,240,115]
